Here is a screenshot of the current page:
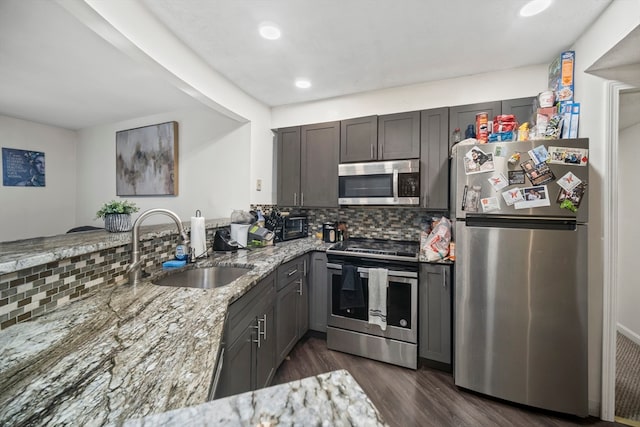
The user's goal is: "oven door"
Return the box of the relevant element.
[327,262,417,343]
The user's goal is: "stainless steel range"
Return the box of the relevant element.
[326,238,419,369]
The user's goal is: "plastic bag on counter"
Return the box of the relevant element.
[420,216,452,261]
[230,210,254,224]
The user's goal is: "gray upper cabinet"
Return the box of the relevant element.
[300,121,339,207]
[276,127,301,206]
[276,122,338,208]
[419,263,451,366]
[420,107,449,210]
[378,111,420,160]
[501,96,536,127]
[340,115,378,162]
[448,101,502,149]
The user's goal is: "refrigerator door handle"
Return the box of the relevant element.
[465,216,578,231]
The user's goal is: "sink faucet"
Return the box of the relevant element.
[127,208,189,286]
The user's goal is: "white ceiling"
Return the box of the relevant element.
[0,0,204,130]
[142,0,613,107]
[0,0,631,131]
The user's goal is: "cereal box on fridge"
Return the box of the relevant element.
[548,51,575,103]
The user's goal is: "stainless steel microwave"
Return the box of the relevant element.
[338,159,420,205]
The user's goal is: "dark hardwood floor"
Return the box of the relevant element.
[272,334,623,427]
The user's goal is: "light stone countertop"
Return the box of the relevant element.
[0,237,332,426]
[125,369,388,427]
[0,218,230,274]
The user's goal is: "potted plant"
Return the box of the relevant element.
[96,200,139,232]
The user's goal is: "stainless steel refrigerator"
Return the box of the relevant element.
[451,138,589,417]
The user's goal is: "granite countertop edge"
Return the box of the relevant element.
[124,369,389,427]
[0,237,331,426]
[0,218,231,274]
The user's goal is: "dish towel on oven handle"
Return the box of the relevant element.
[340,264,365,309]
[368,268,388,331]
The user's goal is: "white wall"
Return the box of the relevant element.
[569,0,640,415]
[75,107,250,227]
[75,0,274,206]
[272,65,547,128]
[0,115,78,240]
[617,120,640,342]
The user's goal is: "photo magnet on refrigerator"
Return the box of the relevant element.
[464,147,495,175]
[502,187,524,206]
[515,185,551,209]
[488,173,508,191]
[557,182,586,210]
[508,170,525,185]
[481,197,500,212]
[528,145,550,165]
[548,146,588,166]
[557,171,582,192]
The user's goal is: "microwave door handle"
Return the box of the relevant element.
[393,169,399,201]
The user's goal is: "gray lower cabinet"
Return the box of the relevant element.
[377,111,420,160]
[419,263,451,365]
[216,272,276,399]
[275,255,309,366]
[420,107,449,210]
[308,251,328,332]
[340,115,378,162]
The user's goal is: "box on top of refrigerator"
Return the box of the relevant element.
[548,51,575,103]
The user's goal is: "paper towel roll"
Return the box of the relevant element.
[190,216,207,258]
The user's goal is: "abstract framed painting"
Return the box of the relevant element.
[116,121,179,196]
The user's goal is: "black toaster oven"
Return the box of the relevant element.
[274,215,309,242]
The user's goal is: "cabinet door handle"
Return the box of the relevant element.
[252,319,262,348]
[301,192,304,206]
[293,193,297,206]
[287,268,298,277]
[303,259,307,276]
[297,278,303,296]
[260,314,267,341]
[370,144,374,159]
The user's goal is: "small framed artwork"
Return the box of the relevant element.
[2,148,45,187]
[116,121,179,196]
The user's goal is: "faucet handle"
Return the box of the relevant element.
[189,246,196,263]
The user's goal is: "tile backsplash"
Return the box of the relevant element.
[252,204,449,242]
[0,227,222,330]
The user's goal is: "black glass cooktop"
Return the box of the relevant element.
[327,238,419,260]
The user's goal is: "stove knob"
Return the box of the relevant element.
[400,319,408,327]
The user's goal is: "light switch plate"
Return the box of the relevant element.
[256,179,262,191]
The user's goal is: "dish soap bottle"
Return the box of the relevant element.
[175,244,188,261]
[257,210,265,227]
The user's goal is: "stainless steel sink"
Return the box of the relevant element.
[153,266,251,289]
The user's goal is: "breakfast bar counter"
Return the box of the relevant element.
[0,236,353,426]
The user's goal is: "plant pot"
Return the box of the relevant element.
[104,213,132,233]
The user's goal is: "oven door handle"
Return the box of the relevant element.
[326,263,417,279]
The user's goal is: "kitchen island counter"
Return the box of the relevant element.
[125,369,388,427]
[0,238,330,426]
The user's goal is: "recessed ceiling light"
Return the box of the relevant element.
[519,0,552,17]
[295,79,311,89]
[259,23,281,40]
